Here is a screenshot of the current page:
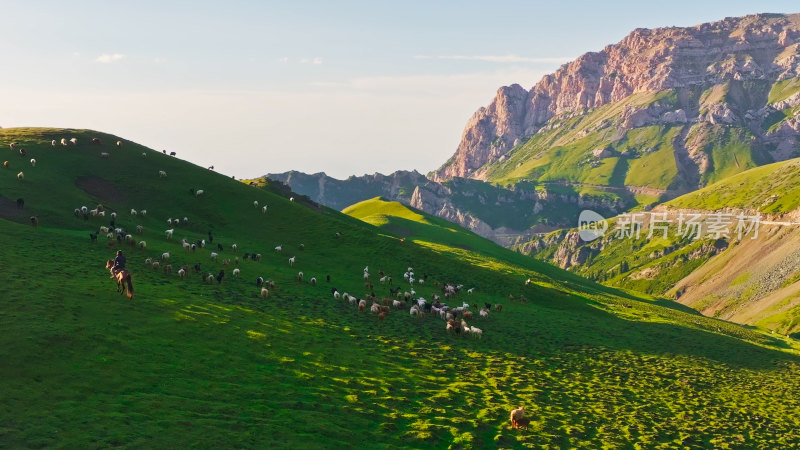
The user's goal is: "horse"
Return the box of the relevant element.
[105,260,134,299]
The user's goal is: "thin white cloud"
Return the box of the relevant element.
[300,57,323,65]
[153,57,167,63]
[278,57,289,63]
[95,53,125,63]
[415,54,571,64]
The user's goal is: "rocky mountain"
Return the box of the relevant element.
[434,13,800,186]
[270,13,800,251]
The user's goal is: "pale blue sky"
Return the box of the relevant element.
[0,1,797,178]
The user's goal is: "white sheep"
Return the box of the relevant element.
[210,252,218,261]
[195,189,204,196]
[274,245,282,252]
[98,211,105,217]
[70,137,77,145]
[141,152,147,158]
[231,243,238,252]
[392,300,401,308]
[260,287,269,299]
[480,309,489,318]
[17,171,23,180]
[289,256,296,266]
[370,303,381,314]
[310,277,316,285]
[99,226,109,233]
[233,268,240,278]
[206,274,215,284]
[61,138,68,146]
[110,212,117,219]
[468,326,483,339]
[51,139,56,146]
[140,210,147,217]
[182,217,188,224]
[261,205,267,213]
[467,288,474,295]
[348,295,357,306]
[30,158,36,167]
[178,268,186,279]
[289,197,295,202]
[131,209,138,216]
[165,229,174,239]
[333,291,340,300]
[100,152,109,158]
[161,252,170,261]
[138,241,147,248]
[167,218,173,225]
[116,140,122,147]
[253,200,259,207]
[159,170,167,178]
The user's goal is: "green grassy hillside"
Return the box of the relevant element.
[3,128,800,447]
[523,158,800,335]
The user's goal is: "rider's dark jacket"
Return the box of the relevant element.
[113,254,126,271]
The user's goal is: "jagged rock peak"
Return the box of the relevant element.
[434,13,800,181]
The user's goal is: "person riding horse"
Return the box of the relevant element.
[112,250,126,278]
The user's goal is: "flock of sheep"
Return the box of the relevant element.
[8,134,505,340]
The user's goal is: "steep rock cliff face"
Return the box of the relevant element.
[435,13,800,180]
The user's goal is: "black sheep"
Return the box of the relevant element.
[216,270,225,284]
[16,198,23,208]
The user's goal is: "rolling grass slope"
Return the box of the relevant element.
[3,128,800,447]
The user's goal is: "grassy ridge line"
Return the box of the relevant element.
[2,128,800,447]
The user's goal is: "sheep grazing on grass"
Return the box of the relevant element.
[370,303,381,314]
[494,304,503,313]
[297,271,303,282]
[261,205,267,213]
[116,140,122,147]
[479,309,489,318]
[289,197,295,202]
[310,277,316,286]
[182,217,188,225]
[289,256,296,266]
[206,274,215,284]
[164,264,172,275]
[333,291,340,300]
[110,212,117,220]
[3,160,9,168]
[136,225,143,234]
[358,299,367,312]
[216,270,225,284]
[152,261,161,271]
[510,407,528,429]
[253,200,259,208]
[231,243,238,252]
[178,268,186,279]
[61,138,68,146]
[161,252,170,262]
[140,210,147,217]
[16,198,23,208]
[260,287,269,299]
[138,241,147,249]
[69,138,77,145]
[195,189,204,197]
[51,140,56,147]
[159,170,167,178]
[274,245,282,253]
[165,229,174,239]
[210,252,218,261]
[30,158,36,167]
[232,268,240,278]
[141,152,147,158]
[462,311,473,321]
[9,142,17,150]
[467,326,483,339]
[17,171,23,180]
[29,216,38,228]
[145,258,153,267]
[252,253,261,262]
[256,276,264,287]
[131,209,138,216]
[100,152,109,158]
[89,232,98,242]
[467,288,474,294]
